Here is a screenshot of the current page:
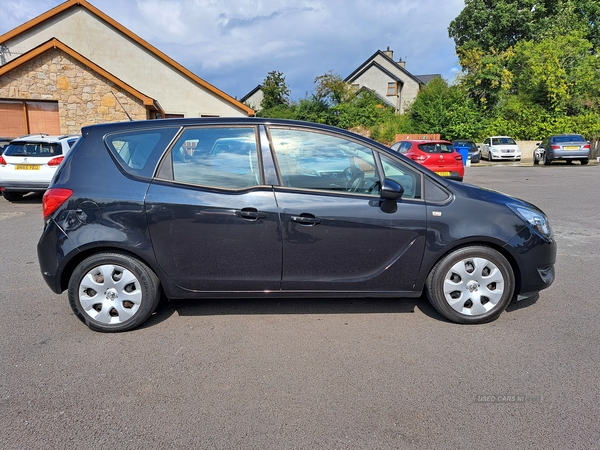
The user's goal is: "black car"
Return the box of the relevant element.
[37,118,556,332]
[452,140,481,163]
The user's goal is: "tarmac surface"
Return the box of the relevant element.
[1,162,599,449]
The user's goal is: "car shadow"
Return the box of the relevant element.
[143,292,540,329]
[142,294,445,328]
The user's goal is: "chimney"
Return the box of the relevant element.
[383,46,393,59]
[397,57,406,69]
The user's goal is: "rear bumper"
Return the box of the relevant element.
[1,181,49,192]
[550,150,590,160]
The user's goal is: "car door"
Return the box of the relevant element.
[482,138,490,158]
[145,125,282,291]
[268,127,427,293]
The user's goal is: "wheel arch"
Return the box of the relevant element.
[420,239,523,297]
[59,245,163,294]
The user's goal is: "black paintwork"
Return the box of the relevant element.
[37,118,556,301]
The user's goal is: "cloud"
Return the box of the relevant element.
[0,0,465,100]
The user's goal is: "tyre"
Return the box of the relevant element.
[543,151,552,165]
[68,252,161,332]
[581,159,589,165]
[425,246,515,324]
[487,152,493,162]
[2,191,24,202]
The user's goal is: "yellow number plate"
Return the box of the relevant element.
[435,171,451,176]
[564,146,578,150]
[16,164,41,170]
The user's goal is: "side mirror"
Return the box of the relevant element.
[381,178,404,200]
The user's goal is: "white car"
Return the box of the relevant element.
[481,136,521,161]
[0,134,80,201]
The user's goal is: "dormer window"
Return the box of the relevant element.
[387,82,398,96]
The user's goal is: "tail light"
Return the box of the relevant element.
[42,188,73,219]
[583,143,591,149]
[455,154,463,162]
[47,156,64,167]
[409,154,427,163]
[0,155,6,166]
[551,145,561,149]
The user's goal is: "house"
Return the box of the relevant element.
[240,85,264,112]
[0,0,254,136]
[345,47,440,114]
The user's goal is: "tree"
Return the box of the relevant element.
[312,71,353,106]
[509,31,600,115]
[260,71,290,110]
[408,77,483,140]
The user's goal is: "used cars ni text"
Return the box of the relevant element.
[0,134,80,201]
[390,139,464,181]
[533,134,590,165]
[37,118,556,332]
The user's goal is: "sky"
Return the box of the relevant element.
[1,0,466,102]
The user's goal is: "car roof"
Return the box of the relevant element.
[401,139,452,144]
[11,134,80,143]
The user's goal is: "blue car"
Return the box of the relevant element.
[37,118,556,332]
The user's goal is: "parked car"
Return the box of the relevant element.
[37,118,556,332]
[481,136,521,161]
[0,137,14,154]
[452,140,481,163]
[390,139,464,181]
[0,133,80,201]
[533,134,590,165]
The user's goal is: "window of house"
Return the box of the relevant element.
[387,82,398,96]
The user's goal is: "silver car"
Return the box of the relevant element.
[533,134,590,165]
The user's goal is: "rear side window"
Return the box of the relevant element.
[164,127,260,190]
[105,127,179,178]
[4,142,61,157]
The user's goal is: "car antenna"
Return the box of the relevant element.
[111,91,133,121]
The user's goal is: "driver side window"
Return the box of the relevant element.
[269,128,379,195]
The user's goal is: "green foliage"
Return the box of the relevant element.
[260,71,290,110]
[450,0,600,141]
[407,77,483,140]
[313,71,353,106]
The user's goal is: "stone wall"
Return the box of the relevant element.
[0,49,148,135]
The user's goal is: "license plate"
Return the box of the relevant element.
[435,171,451,176]
[16,164,41,170]
[564,146,579,150]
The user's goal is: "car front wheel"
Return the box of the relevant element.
[68,252,161,332]
[425,246,515,324]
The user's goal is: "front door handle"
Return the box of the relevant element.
[290,214,321,226]
[235,208,267,221]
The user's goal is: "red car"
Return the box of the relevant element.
[390,140,464,181]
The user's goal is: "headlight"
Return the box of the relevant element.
[508,205,553,240]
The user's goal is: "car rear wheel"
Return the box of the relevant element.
[543,152,552,165]
[68,252,161,332]
[425,246,515,324]
[581,159,589,165]
[2,191,24,202]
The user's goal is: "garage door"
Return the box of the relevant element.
[0,101,60,137]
